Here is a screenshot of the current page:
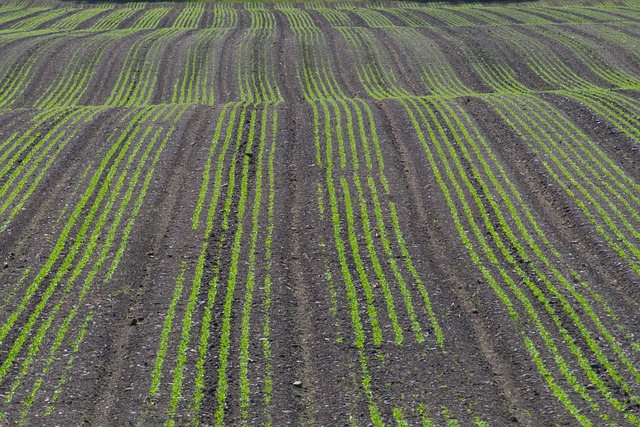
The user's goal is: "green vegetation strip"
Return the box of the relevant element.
[3,106,185,412]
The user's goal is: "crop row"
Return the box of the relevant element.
[4,2,640,33]
[278,6,500,425]
[3,3,640,108]
[0,29,231,108]
[332,12,640,425]
[0,3,239,32]
[144,103,279,427]
[0,105,186,422]
[476,25,640,283]
[1,0,640,424]
[144,9,282,425]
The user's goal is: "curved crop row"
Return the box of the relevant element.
[35,31,128,108]
[350,8,396,28]
[130,7,170,31]
[0,105,187,423]
[236,6,282,104]
[0,33,68,108]
[147,103,280,427]
[475,22,640,149]
[477,6,555,26]
[148,17,283,423]
[411,94,640,425]
[0,7,50,28]
[105,28,181,107]
[9,7,73,31]
[336,20,640,424]
[172,28,228,105]
[282,8,450,424]
[172,3,205,30]
[2,1,640,425]
[381,7,436,27]
[420,7,476,27]
[485,93,640,302]
[0,107,97,234]
[90,8,137,31]
[50,6,112,31]
[386,26,473,98]
[210,4,238,29]
[292,5,444,346]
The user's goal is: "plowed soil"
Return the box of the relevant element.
[1,0,640,426]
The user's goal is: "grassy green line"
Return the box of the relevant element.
[189,104,243,422]
[51,7,111,30]
[0,106,161,383]
[10,8,73,31]
[172,4,205,29]
[150,261,187,398]
[173,29,226,106]
[0,115,93,220]
[212,108,259,427]
[131,7,170,30]
[166,106,248,426]
[0,35,66,108]
[192,103,233,230]
[36,32,123,108]
[261,109,278,427]
[42,312,94,417]
[238,106,271,424]
[0,108,94,232]
[17,310,93,422]
[431,96,640,416]
[315,96,384,426]
[91,8,137,31]
[3,107,180,408]
[352,174,405,344]
[341,177,383,346]
[0,7,50,28]
[399,96,595,423]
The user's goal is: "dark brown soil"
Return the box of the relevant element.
[1,1,640,426]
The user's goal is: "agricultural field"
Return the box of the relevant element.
[1,0,640,425]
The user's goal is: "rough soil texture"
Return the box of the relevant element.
[1,0,640,426]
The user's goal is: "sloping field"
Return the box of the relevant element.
[1,0,640,425]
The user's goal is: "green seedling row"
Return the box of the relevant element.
[163,105,249,426]
[260,108,278,426]
[335,17,640,423]
[51,7,112,31]
[172,3,205,29]
[421,8,476,27]
[3,1,640,425]
[172,28,228,106]
[36,31,126,108]
[131,7,170,30]
[106,28,181,107]
[91,8,137,31]
[0,105,185,418]
[0,34,67,108]
[9,7,71,31]
[0,7,49,27]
